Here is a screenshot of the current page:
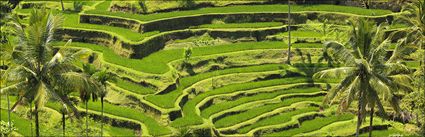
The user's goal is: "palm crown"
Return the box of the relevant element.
[314,18,413,136]
[1,9,98,133]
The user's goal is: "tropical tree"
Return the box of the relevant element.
[397,0,424,62]
[81,63,101,137]
[317,48,335,68]
[92,68,116,137]
[397,1,425,133]
[1,8,96,137]
[313,19,413,137]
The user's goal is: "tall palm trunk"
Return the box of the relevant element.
[35,104,40,137]
[369,107,374,137]
[356,91,363,137]
[60,0,65,11]
[101,97,104,137]
[0,60,3,123]
[86,101,89,137]
[62,111,66,137]
[30,103,33,136]
[286,0,292,65]
[7,91,11,127]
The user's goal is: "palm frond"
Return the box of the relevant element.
[323,41,356,66]
[313,67,355,79]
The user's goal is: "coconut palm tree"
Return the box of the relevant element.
[92,68,116,137]
[397,0,424,63]
[314,19,412,137]
[80,63,101,137]
[1,8,96,137]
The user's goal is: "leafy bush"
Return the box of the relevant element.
[73,1,83,12]
[138,0,148,13]
[0,121,17,136]
[180,0,196,9]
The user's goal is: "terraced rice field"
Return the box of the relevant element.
[0,0,419,136]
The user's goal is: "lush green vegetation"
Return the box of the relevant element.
[171,77,312,127]
[266,114,354,136]
[201,87,321,118]
[80,100,171,136]
[58,41,321,74]
[145,64,298,108]
[197,22,283,29]
[113,78,156,95]
[1,0,422,136]
[213,96,324,128]
[86,2,392,22]
[237,107,319,133]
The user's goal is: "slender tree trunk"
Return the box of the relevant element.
[356,91,363,137]
[0,61,3,123]
[60,0,65,11]
[7,91,11,127]
[62,111,66,137]
[369,107,374,137]
[286,0,292,65]
[86,101,89,137]
[30,103,33,137]
[35,105,40,137]
[101,97,104,137]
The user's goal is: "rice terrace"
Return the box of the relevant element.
[0,0,424,136]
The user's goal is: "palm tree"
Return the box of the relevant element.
[314,19,412,137]
[92,68,116,137]
[81,63,101,137]
[317,48,335,68]
[1,8,96,137]
[397,0,424,64]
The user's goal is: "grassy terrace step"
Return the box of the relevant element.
[266,113,354,136]
[170,77,311,127]
[274,30,325,38]
[201,87,321,118]
[213,96,323,128]
[1,96,134,136]
[299,117,407,136]
[0,109,32,136]
[196,22,283,29]
[42,106,136,136]
[113,78,156,95]
[359,128,406,136]
[78,100,171,136]
[145,64,299,108]
[58,41,321,74]
[86,2,392,23]
[237,107,319,133]
[14,9,158,42]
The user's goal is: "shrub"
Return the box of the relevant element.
[180,0,196,9]
[0,121,17,136]
[73,1,83,12]
[138,0,148,13]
